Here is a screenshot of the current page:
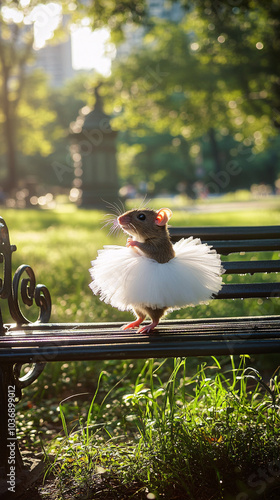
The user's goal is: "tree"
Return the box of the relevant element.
[75,0,148,43]
[100,2,280,192]
[0,2,35,192]
[180,0,280,130]
[0,1,62,192]
[0,0,150,194]
[117,129,196,195]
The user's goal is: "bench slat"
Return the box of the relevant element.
[3,323,280,344]
[171,239,280,255]
[5,314,280,330]
[208,239,280,254]
[169,226,280,241]
[223,260,280,274]
[4,315,280,338]
[216,282,280,299]
[1,316,280,360]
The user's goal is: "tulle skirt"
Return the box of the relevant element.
[89,237,223,313]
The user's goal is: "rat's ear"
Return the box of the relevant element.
[155,208,173,226]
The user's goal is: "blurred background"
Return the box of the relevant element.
[0,0,280,210]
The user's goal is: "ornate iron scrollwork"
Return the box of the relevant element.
[0,216,52,391]
[9,264,51,325]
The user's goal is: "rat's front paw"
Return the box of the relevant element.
[126,238,138,248]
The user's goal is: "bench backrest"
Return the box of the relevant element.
[169,226,280,300]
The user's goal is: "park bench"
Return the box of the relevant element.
[0,215,279,498]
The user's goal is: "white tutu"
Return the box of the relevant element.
[89,237,223,313]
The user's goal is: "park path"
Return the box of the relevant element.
[182,199,280,213]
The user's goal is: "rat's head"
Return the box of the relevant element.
[118,208,172,240]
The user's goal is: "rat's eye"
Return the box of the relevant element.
[137,213,146,221]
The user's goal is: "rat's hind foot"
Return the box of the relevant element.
[137,320,159,334]
[121,317,145,330]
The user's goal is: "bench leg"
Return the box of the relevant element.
[0,363,24,491]
[0,361,47,498]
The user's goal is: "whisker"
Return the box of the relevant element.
[119,198,126,213]
[101,216,120,236]
[102,199,124,217]
[100,221,114,231]
[101,218,115,228]
[109,222,121,236]
[100,212,118,230]
[138,195,151,210]
[101,214,117,222]
[103,214,118,222]
[138,195,146,210]
[114,198,127,215]
[102,213,117,220]
[111,202,122,215]
[101,199,121,216]
[130,222,137,235]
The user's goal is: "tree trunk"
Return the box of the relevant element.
[208,127,222,174]
[4,114,17,194]
[1,67,17,194]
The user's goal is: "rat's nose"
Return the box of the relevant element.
[118,215,128,226]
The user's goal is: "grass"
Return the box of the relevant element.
[44,356,280,499]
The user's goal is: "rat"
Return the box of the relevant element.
[117,207,175,333]
[89,207,223,335]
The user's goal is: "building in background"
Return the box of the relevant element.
[34,36,74,87]
[33,13,75,87]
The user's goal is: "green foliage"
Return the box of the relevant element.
[78,0,148,43]
[2,1,280,195]
[45,356,280,499]
[16,70,58,157]
[118,130,197,195]
[0,0,78,189]
[101,2,280,194]
[107,11,277,146]
[182,0,280,124]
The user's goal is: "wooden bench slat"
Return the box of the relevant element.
[172,239,280,255]
[209,239,280,254]
[3,315,280,340]
[1,316,280,361]
[169,226,280,241]
[3,325,280,345]
[223,260,280,274]
[216,282,280,299]
[0,334,280,361]
[6,314,280,331]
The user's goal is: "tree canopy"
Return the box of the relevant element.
[1,0,279,198]
[98,0,280,195]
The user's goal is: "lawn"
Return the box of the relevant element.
[0,201,280,499]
